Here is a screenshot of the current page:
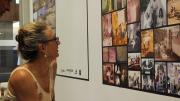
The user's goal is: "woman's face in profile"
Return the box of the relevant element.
[44,26,60,59]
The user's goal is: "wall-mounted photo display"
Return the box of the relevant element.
[101,0,180,98]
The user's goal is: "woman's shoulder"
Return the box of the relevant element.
[9,64,37,88]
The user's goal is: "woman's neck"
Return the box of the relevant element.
[27,57,50,76]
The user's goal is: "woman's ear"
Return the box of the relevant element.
[38,43,47,54]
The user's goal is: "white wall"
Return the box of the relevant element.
[54,0,180,101]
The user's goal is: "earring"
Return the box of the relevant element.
[44,54,47,58]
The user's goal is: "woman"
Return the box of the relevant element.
[6,22,60,101]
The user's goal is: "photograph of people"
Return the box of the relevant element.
[102,0,113,14]
[102,13,112,46]
[155,62,167,93]
[168,0,180,25]
[128,53,141,70]
[167,62,180,95]
[141,58,154,75]
[141,30,154,57]
[103,63,115,84]
[154,25,180,61]
[112,9,127,45]
[128,71,141,89]
[142,74,155,91]
[128,23,140,52]
[141,0,166,29]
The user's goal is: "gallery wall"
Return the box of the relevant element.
[21,0,180,101]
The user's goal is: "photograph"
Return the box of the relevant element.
[128,23,140,52]
[127,0,140,23]
[119,63,128,87]
[112,9,127,45]
[141,0,166,29]
[103,47,109,62]
[116,46,127,63]
[114,64,121,86]
[167,62,180,95]
[0,22,13,40]
[142,74,155,91]
[102,0,113,14]
[154,62,167,93]
[102,13,112,46]
[141,30,154,57]
[103,63,114,84]
[168,0,180,25]
[128,53,141,70]
[128,71,141,89]
[113,0,126,10]
[154,25,180,61]
[141,58,154,75]
[109,47,116,62]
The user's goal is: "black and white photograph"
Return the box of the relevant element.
[142,74,155,91]
[141,0,166,29]
[128,71,141,89]
[141,58,154,75]
[128,23,140,52]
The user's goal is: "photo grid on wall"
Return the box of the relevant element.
[101,0,180,98]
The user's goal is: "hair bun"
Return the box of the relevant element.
[16,29,28,44]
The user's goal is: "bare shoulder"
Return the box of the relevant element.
[8,65,38,100]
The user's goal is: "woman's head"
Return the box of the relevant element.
[16,22,59,61]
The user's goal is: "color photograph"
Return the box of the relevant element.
[119,63,128,87]
[103,47,109,62]
[112,9,127,45]
[102,0,113,14]
[127,0,140,23]
[103,63,115,84]
[154,62,167,93]
[141,30,154,57]
[116,46,127,63]
[102,13,112,46]
[128,53,141,70]
[154,25,180,61]
[167,62,180,95]
[168,0,180,25]
[109,47,116,62]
